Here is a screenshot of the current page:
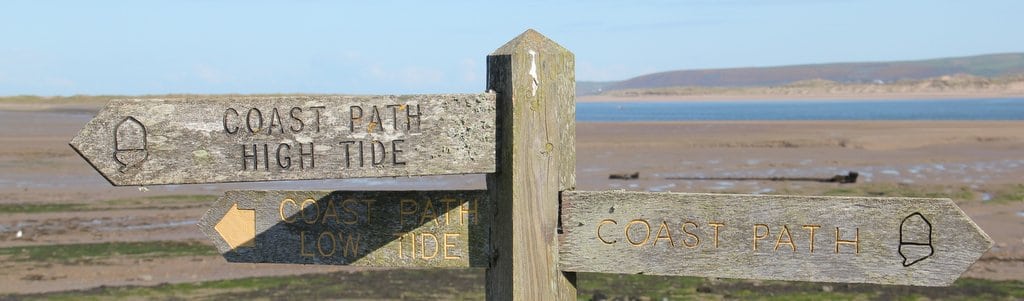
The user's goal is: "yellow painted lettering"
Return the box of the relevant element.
[419,200,438,226]
[625,219,651,246]
[343,233,360,258]
[320,198,339,224]
[774,225,796,252]
[393,232,406,259]
[802,225,820,253]
[461,198,478,225]
[279,198,298,223]
[300,198,318,225]
[441,198,459,226]
[443,233,460,260]
[342,199,359,225]
[653,221,674,247]
[682,221,701,248]
[420,232,439,259]
[399,199,417,228]
[753,224,770,251]
[317,231,336,257]
[299,230,314,257]
[597,219,617,245]
[362,199,375,224]
[409,232,416,258]
[835,227,860,254]
[709,222,724,248]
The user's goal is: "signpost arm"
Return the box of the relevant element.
[485,29,577,300]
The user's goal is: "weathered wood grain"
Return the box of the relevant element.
[485,29,577,300]
[70,93,496,185]
[559,190,992,286]
[197,190,491,267]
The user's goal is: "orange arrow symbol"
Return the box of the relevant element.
[214,203,255,249]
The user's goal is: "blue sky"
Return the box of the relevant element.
[2,1,1022,96]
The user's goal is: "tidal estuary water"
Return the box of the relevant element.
[577,98,1024,121]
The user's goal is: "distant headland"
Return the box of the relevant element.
[579,53,1024,102]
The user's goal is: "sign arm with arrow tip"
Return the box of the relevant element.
[557,190,992,286]
[197,190,493,268]
[70,94,496,186]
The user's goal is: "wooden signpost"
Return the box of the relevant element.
[558,191,992,286]
[72,30,993,299]
[484,28,578,300]
[197,190,491,267]
[70,93,496,185]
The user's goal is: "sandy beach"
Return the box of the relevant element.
[0,102,1022,294]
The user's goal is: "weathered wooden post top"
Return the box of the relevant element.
[71,29,992,299]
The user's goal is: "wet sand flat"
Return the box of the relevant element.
[0,104,1022,293]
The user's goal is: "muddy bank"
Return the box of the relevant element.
[0,105,1022,293]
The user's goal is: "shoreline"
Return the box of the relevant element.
[578,91,1024,103]
[3,92,1024,109]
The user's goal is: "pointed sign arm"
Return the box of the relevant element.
[558,190,992,286]
[70,93,496,186]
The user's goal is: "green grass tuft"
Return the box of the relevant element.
[0,241,217,264]
[0,195,216,214]
[101,194,215,207]
[821,183,975,201]
[0,203,87,214]
[987,184,1024,203]
[5,270,1023,300]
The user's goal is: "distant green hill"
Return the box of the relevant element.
[579,53,1024,95]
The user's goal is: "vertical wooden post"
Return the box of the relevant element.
[485,29,576,300]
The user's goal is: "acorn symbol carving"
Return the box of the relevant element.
[113,117,148,173]
[899,212,934,267]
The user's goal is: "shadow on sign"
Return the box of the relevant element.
[215,190,491,268]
